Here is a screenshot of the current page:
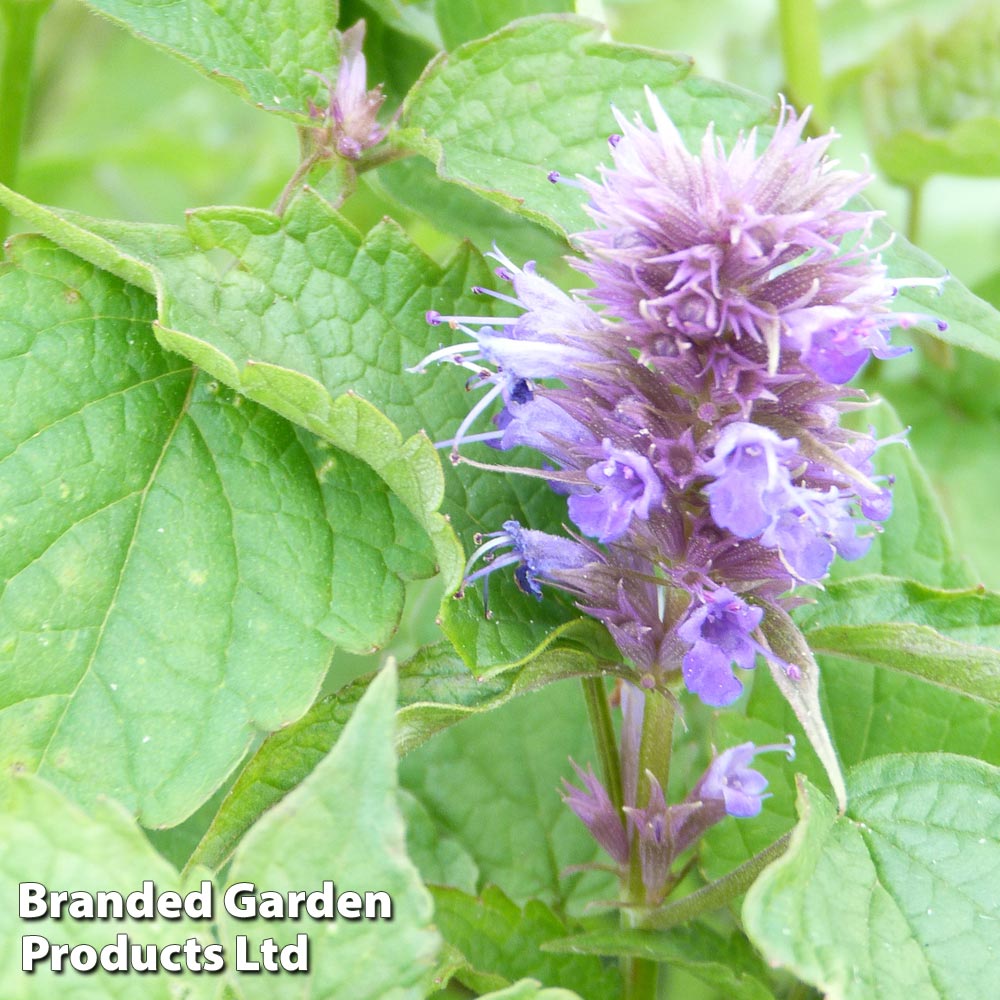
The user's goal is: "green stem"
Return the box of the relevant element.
[624,953,659,1000]
[777,0,828,129]
[581,677,623,812]
[621,688,674,1000]
[638,687,674,803]
[273,152,324,216]
[637,832,792,931]
[0,0,51,239]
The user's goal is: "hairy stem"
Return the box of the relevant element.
[581,677,623,812]
[273,153,324,216]
[777,0,828,130]
[0,0,51,238]
[637,832,792,931]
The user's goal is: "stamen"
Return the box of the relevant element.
[406,341,482,372]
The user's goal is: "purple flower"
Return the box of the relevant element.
[702,422,798,539]
[462,520,594,613]
[690,740,795,818]
[761,487,873,579]
[493,394,597,462]
[784,309,912,383]
[622,772,697,900]
[575,90,907,369]
[411,254,611,454]
[561,761,629,865]
[310,21,386,160]
[567,440,664,542]
[677,587,764,706]
[409,93,937,712]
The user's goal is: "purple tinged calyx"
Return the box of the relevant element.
[561,761,629,865]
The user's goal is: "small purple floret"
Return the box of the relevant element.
[678,588,763,706]
[692,740,795,818]
[568,441,663,542]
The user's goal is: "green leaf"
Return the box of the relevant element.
[702,647,1000,882]
[373,154,569,263]
[342,0,441,104]
[218,662,440,1000]
[80,0,340,118]
[759,606,847,812]
[401,789,480,893]
[866,345,1000,588]
[433,0,574,50]
[830,397,973,587]
[398,16,771,239]
[875,215,1000,365]
[797,576,1000,707]
[743,755,1000,1000]
[543,923,775,1000]
[187,628,615,872]
[864,5,1000,187]
[0,187,600,639]
[399,674,619,911]
[350,0,442,50]
[0,774,214,999]
[0,238,432,825]
[430,884,621,1000]
[0,188,471,589]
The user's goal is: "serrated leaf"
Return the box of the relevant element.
[0,187,595,644]
[430,884,621,1000]
[80,0,340,119]
[543,923,775,1000]
[187,627,616,871]
[759,606,847,813]
[0,239,432,825]
[797,576,1000,707]
[0,774,214,999]
[398,16,771,239]
[218,663,440,1000]
[830,397,973,587]
[743,755,1000,1000]
[433,0,574,50]
[0,189,469,585]
[864,4,1000,187]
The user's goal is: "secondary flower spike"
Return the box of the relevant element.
[309,21,386,160]
[411,90,943,708]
